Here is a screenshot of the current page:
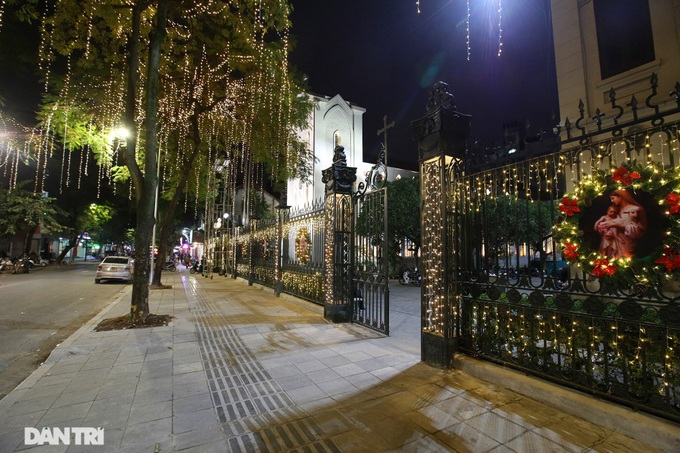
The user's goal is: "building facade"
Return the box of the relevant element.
[551,0,680,126]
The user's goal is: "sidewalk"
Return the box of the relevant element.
[0,272,678,452]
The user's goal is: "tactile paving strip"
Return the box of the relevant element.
[183,276,341,452]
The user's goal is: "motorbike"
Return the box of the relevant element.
[189,261,203,274]
[399,267,421,286]
[12,256,31,274]
[0,257,13,272]
[163,261,177,272]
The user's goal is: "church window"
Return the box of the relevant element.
[594,0,655,80]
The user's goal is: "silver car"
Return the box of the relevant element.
[95,256,134,283]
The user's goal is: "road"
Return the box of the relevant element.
[0,260,129,400]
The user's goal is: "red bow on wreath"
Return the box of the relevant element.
[665,193,680,215]
[655,246,680,272]
[592,258,616,278]
[612,166,641,186]
[558,198,580,217]
[563,242,579,261]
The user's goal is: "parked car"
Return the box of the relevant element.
[95,256,134,284]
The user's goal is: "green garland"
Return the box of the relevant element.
[553,161,680,286]
[295,227,312,264]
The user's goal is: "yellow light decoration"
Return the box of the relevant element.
[553,160,680,287]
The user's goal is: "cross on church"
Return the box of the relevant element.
[377,115,395,166]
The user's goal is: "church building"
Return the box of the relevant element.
[287,94,365,208]
[287,93,417,209]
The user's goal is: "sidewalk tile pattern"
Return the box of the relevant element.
[0,272,675,452]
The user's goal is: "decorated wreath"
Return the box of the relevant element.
[260,236,269,261]
[553,161,680,286]
[295,227,312,264]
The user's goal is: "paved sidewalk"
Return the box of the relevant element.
[0,272,678,452]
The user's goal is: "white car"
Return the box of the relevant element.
[95,256,134,283]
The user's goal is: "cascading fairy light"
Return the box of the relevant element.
[11,146,18,188]
[64,120,73,189]
[662,329,676,396]
[194,159,202,219]
[40,121,52,192]
[97,163,103,198]
[37,1,52,91]
[418,0,506,59]
[466,0,470,61]
[31,135,42,193]
[497,0,503,56]
[24,0,300,228]
[84,8,94,59]
[58,113,67,193]
[77,147,85,189]
[84,122,92,177]
[0,0,6,32]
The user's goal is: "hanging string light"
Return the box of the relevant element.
[59,112,67,193]
[497,0,503,56]
[417,0,508,59]
[0,0,6,32]
[466,0,471,61]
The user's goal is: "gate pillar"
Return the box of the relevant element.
[411,81,471,368]
[321,145,357,323]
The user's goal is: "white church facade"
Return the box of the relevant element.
[287,93,365,208]
[287,93,417,209]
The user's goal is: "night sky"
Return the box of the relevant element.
[289,0,559,170]
[0,1,559,172]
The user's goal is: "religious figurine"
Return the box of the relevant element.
[333,145,347,167]
[426,81,456,113]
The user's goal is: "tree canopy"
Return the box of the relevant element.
[479,195,556,266]
[387,176,420,252]
[0,0,312,323]
[0,182,63,250]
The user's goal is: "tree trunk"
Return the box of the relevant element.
[23,225,38,255]
[151,179,187,287]
[55,232,81,264]
[127,0,169,325]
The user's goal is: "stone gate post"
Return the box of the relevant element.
[411,82,471,368]
[321,145,357,323]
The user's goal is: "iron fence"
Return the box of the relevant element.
[450,116,680,422]
[280,200,325,303]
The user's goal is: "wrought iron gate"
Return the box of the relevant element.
[414,77,680,423]
[352,151,390,335]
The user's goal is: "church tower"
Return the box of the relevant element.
[287,94,365,209]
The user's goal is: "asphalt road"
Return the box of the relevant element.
[0,260,129,400]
